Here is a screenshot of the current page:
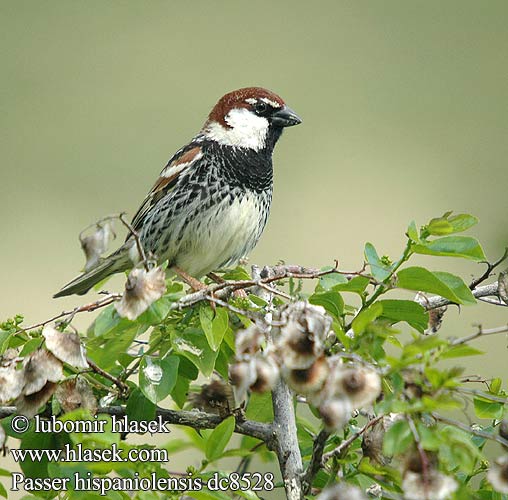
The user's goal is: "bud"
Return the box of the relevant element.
[55,378,97,414]
[116,266,167,320]
[488,455,508,494]
[43,326,88,369]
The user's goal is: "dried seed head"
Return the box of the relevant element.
[402,470,458,500]
[55,378,97,414]
[319,397,352,432]
[277,302,331,369]
[0,349,19,366]
[500,420,508,443]
[229,360,257,402]
[282,356,329,395]
[235,325,264,358]
[116,266,166,320]
[333,365,381,409]
[16,382,58,419]
[488,455,508,494]
[80,221,115,272]
[23,350,64,396]
[0,423,5,449]
[250,355,279,393]
[426,306,447,334]
[362,421,388,465]
[0,365,24,403]
[190,379,235,416]
[317,482,367,500]
[43,326,88,369]
[498,271,508,305]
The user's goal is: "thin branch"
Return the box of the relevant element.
[86,358,129,395]
[20,294,121,332]
[322,414,384,463]
[456,387,508,404]
[432,413,508,448]
[407,416,430,498]
[0,405,274,446]
[469,248,508,289]
[416,282,500,310]
[452,324,508,345]
[118,212,148,270]
[301,430,330,496]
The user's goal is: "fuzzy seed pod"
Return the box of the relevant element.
[319,397,352,432]
[317,483,367,500]
[190,379,235,416]
[282,356,329,395]
[22,350,64,396]
[488,455,508,494]
[116,266,166,320]
[16,382,58,419]
[80,221,115,272]
[235,325,264,358]
[402,470,458,500]
[43,326,89,369]
[55,378,97,414]
[250,355,279,393]
[332,365,381,409]
[426,306,447,334]
[0,365,24,403]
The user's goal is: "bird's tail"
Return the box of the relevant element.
[53,249,131,298]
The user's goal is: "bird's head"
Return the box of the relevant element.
[201,87,301,151]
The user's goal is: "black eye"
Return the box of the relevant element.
[254,101,269,116]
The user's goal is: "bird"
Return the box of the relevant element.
[54,87,301,298]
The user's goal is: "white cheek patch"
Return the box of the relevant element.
[204,108,269,151]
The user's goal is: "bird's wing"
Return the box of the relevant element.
[130,143,204,233]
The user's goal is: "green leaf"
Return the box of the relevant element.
[309,291,344,320]
[365,242,393,281]
[473,398,504,419]
[448,214,478,233]
[221,267,251,280]
[407,220,419,241]
[378,299,429,333]
[199,306,229,351]
[412,236,486,261]
[172,327,219,377]
[439,345,483,359]
[139,355,179,404]
[427,217,454,236]
[205,415,235,461]
[19,337,43,357]
[352,303,383,335]
[318,271,348,290]
[126,388,156,422]
[245,392,274,423]
[332,276,370,295]
[383,420,413,456]
[397,267,475,305]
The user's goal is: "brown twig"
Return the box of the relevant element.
[86,357,129,395]
[469,248,508,290]
[452,324,508,345]
[322,414,384,463]
[118,212,149,271]
[301,430,330,496]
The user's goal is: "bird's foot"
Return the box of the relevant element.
[206,272,248,298]
[173,266,207,292]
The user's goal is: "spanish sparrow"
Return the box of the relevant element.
[54,87,301,297]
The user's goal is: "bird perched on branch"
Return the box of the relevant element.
[54,87,301,298]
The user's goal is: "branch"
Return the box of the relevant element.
[322,414,384,463]
[416,282,500,310]
[301,430,330,496]
[469,248,508,289]
[432,413,508,448]
[452,324,508,345]
[0,406,274,446]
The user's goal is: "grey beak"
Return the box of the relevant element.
[270,105,302,127]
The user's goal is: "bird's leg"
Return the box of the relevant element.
[173,266,207,292]
[206,272,248,299]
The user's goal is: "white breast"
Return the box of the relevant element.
[174,192,266,277]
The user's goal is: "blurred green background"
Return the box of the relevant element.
[1,0,507,494]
